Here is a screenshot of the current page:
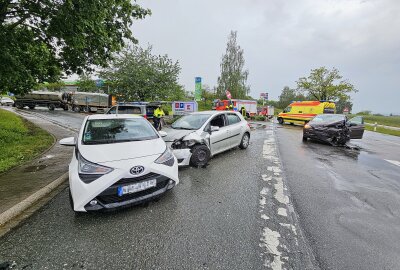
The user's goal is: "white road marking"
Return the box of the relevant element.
[260,228,283,270]
[278,208,288,217]
[385,159,400,167]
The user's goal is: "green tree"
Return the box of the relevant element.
[216,31,250,99]
[335,96,353,114]
[0,0,150,95]
[296,67,357,101]
[77,74,96,92]
[277,86,306,109]
[38,81,66,92]
[100,45,185,101]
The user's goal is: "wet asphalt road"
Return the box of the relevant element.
[276,125,400,270]
[0,109,285,269]
[1,108,400,269]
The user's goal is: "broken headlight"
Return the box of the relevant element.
[171,139,197,149]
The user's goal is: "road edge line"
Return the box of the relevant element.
[0,172,68,227]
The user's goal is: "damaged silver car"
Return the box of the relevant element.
[303,114,365,145]
[163,111,251,167]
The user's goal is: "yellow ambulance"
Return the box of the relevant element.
[277,101,336,125]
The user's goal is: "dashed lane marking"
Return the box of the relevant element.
[385,159,400,167]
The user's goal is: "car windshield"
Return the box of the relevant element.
[310,114,345,124]
[82,118,158,144]
[171,114,211,130]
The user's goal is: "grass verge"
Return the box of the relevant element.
[0,109,54,173]
[361,115,400,127]
[365,125,400,137]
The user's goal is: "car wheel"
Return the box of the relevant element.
[239,133,250,149]
[83,106,89,113]
[190,145,211,167]
[73,106,81,113]
[63,106,68,111]
[28,105,35,109]
[302,135,308,142]
[16,103,24,109]
[278,117,283,124]
[48,104,55,111]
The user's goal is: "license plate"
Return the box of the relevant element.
[117,179,157,196]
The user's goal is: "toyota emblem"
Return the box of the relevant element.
[130,166,145,175]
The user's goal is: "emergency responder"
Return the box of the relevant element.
[153,104,165,130]
[225,106,229,111]
[229,104,233,110]
[240,106,246,117]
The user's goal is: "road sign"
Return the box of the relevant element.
[195,77,202,101]
[260,92,268,100]
[95,79,104,88]
[226,89,232,99]
[172,101,198,115]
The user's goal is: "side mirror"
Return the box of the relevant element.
[211,126,220,132]
[159,131,167,137]
[60,137,76,146]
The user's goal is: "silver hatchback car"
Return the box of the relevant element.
[163,111,251,167]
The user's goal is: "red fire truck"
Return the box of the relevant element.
[212,99,257,116]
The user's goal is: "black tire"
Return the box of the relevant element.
[302,135,308,142]
[28,105,35,109]
[63,106,68,111]
[83,106,89,113]
[16,103,24,109]
[73,105,81,113]
[239,132,250,149]
[278,117,284,124]
[190,145,211,167]
[48,104,55,111]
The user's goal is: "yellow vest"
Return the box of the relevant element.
[154,108,165,118]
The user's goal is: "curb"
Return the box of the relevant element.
[0,172,68,227]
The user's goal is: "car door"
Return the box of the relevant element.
[348,116,365,139]
[226,113,243,147]
[207,113,229,155]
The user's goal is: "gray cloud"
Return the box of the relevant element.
[133,0,400,114]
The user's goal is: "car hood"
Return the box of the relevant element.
[78,138,166,163]
[309,120,345,129]
[162,127,196,142]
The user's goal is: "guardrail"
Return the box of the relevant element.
[365,122,400,131]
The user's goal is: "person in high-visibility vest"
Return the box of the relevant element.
[225,106,229,111]
[153,105,165,130]
[229,104,233,110]
[240,106,246,117]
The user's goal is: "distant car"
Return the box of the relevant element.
[60,114,179,212]
[162,111,251,167]
[302,114,365,145]
[105,103,160,120]
[0,97,14,106]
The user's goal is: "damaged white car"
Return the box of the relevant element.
[163,111,251,167]
[60,114,179,213]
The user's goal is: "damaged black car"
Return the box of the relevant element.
[302,114,365,145]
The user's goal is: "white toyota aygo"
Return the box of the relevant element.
[60,114,179,212]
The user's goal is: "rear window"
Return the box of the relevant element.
[82,118,158,145]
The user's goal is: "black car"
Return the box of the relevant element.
[302,114,365,145]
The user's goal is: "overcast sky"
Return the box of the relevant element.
[132,0,399,114]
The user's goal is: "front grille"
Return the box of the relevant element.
[96,178,169,204]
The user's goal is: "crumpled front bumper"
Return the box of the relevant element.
[171,148,192,166]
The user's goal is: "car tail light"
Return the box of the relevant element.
[143,114,147,119]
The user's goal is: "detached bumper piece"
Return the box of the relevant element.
[84,173,176,211]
